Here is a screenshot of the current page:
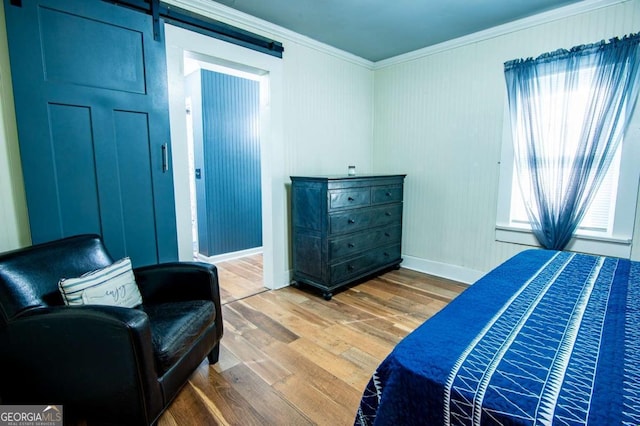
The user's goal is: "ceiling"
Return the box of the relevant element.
[211,0,585,62]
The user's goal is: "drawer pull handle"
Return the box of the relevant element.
[348,219,356,224]
[347,264,355,271]
[383,252,390,257]
[348,197,355,201]
[384,232,390,237]
[348,243,355,248]
[386,192,392,197]
[385,212,392,216]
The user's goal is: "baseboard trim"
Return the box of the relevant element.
[196,247,262,264]
[400,255,485,285]
[284,256,485,288]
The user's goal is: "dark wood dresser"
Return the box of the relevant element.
[290,174,406,300]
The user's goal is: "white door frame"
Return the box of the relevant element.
[165,24,287,290]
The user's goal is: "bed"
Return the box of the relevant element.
[355,249,640,425]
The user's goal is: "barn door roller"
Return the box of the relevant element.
[102,0,284,57]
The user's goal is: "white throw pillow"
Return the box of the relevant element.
[58,257,143,308]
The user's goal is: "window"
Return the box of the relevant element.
[496,68,640,258]
[507,144,623,235]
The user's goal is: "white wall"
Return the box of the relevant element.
[373,0,640,279]
[0,1,29,252]
[282,40,374,176]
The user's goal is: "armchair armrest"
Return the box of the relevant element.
[134,261,221,304]
[134,262,223,341]
[0,305,162,424]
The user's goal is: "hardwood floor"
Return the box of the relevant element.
[158,261,467,425]
[212,254,266,304]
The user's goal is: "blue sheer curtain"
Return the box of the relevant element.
[504,34,640,250]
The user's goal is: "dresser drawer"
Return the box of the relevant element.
[290,174,405,300]
[329,188,370,210]
[330,204,402,235]
[372,185,403,205]
[330,244,401,284]
[329,225,402,259]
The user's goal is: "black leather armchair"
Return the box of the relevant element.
[0,234,223,425]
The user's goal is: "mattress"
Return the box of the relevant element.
[355,249,640,425]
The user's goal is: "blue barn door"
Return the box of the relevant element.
[4,0,178,266]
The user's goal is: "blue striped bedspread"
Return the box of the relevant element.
[355,249,640,425]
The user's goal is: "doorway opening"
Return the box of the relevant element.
[165,23,288,294]
[183,54,266,303]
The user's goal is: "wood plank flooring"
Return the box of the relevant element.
[213,254,266,305]
[158,259,467,425]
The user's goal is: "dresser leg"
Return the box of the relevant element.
[290,280,300,288]
[323,292,333,301]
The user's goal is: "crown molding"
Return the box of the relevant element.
[167,0,628,72]
[374,0,629,70]
[165,0,375,69]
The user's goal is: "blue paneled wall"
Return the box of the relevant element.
[187,69,262,256]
